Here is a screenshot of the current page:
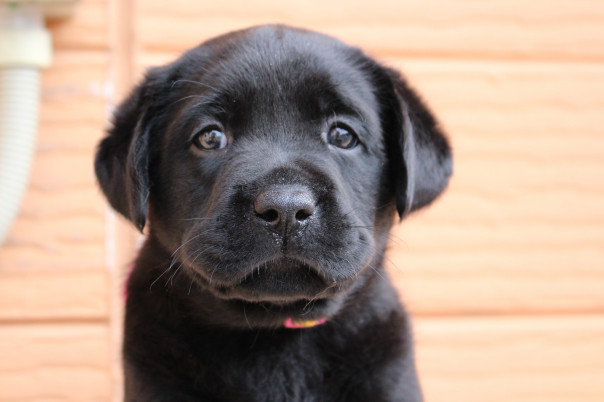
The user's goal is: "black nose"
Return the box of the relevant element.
[254,185,315,234]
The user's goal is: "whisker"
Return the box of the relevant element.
[150,235,214,291]
[387,232,408,248]
[208,265,219,285]
[172,94,208,105]
[242,303,252,330]
[150,253,180,287]
[346,225,374,230]
[249,329,261,349]
[300,300,315,315]
[149,262,175,291]
[367,263,386,280]
[165,263,183,287]
[301,283,336,313]
[375,202,394,211]
[383,254,403,273]
[341,209,356,219]
[170,229,212,258]
[171,79,217,91]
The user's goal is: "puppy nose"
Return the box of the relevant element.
[254,185,315,234]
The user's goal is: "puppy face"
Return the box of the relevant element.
[96,25,452,327]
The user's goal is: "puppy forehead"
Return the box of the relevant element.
[183,26,380,125]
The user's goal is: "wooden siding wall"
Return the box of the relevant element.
[0,0,603,400]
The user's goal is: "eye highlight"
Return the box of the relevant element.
[191,127,228,150]
[326,125,358,150]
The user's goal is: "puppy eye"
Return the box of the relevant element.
[326,125,358,150]
[192,128,228,150]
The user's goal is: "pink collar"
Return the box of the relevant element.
[283,317,327,329]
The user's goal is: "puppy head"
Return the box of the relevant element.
[95,25,452,327]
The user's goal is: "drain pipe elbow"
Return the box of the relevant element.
[0,5,51,244]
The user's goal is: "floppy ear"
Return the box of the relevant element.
[382,68,453,219]
[95,67,171,232]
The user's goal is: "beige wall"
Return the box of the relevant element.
[1,0,603,400]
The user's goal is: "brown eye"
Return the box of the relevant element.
[192,128,227,150]
[326,125,358,149]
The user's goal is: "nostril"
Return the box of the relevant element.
[258,208,280,223]
[295,208,313,222]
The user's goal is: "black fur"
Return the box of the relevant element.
[95,25,452,401]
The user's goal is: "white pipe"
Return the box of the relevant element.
[0,4,51,244]
[0,68,41,243]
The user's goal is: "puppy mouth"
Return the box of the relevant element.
[200,257,347,304]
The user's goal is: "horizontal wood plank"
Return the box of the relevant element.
[390,249,604,315]
[136,0,604,61]
[0,270,108,321]
[1,216,106,271]
[20,187,106,219]
[414,315,604,402]
[0,324,111,401]
[47,0,109,50]
[29,152,100,191]
[390,59,604,139]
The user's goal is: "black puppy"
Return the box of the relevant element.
[95,25,452,402]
